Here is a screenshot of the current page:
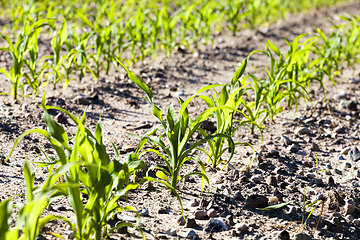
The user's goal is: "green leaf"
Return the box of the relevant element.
[231,57,247,85]
[257,201,293,210]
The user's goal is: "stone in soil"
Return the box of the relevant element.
[266,176,278,187]
[204,218,230,232]
[294,233,312,240]
[235,223,248,232]
[186,218,200,229]
[278,230,290,240]
[185,230,197,239]
[294,127,311,135]
[207,208,218,218]
[348,147,360,161]
[246,194,268,208]
[194,210,208,220]
[177,215,186,226]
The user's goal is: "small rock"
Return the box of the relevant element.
[177,215,186,226]
[334,169,342,175]
[234,191,244,201]
[353,219,360,226]
[334,125,344,133]
[246,194,268,208]
[357,170,360,178]
[294,127,311,135]
[306,173,315,179]
[165,229,177,236]
[281,135,292,145]
[294,233,312,240]
[251,176,262,183]
[296,150,307,156]
[65,230,75,239]
[214,174,224,184]
[138,209,149,217]
[338,155,346,160]
[205,218,229,232]
[279,230,290,240]
[349,147,360,161]
[56,98,66,106]
[56,112,68,124]
[311,143,320,151]
[288,143,301,153]
[235,223,248,232]
[185,230,197,239]
[194,210,208,220]
[266,176,278,187]
[225,215,234,226]
[186,218,199,228]
[341,147,351,155]
[189,199,199,207]
[344,162,352,168]
[175,91,185,97]
[73,95,91,105]
[269,196,279,204]
[345,199,356,215]
[207,209,218,218]
[328,176,335,185]
[145,181,155,191]
[345,214,354,222]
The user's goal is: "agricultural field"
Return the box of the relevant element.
[1,0,360,239]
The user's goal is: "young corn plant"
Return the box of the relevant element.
[0,160,72,240]
[0,19,48,100]
[198,58,254,168]
[7,95,148,240]
[116,58,235,193]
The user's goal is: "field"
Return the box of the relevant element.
[1,1,360,239]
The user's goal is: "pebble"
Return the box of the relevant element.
[288,143,301,153]
[234,191,244,201]
[345,214,354,222]
[357,170,360,178]
[353,219,360,226]
[266,176,278,187]
[338,155,346,160]
[56,98,66,106]
[205,218,230,232]
[177,215,186,226]
[334,169,342,175]
[73,95,91,105]
[235,223,248,232]
[138,209,149,217]
[294,232,312,240]
[269,196,279,204]
[348,147,360,161]
[341,147,351,155]
[246,194,268,208]
[185,230,197,239]
[189,199,199,207]
[56,112,68,124]
[194,210,208,220]
[294,127,311,135]
[251,176,262,183]
[186,218,199,228]
[278,230,290,240]
[281,135,292,145]
[306,173,315,179]
[328,176,335,185]
[207,209,218,218]
[344,162,352,168]
[311,143,320,151]
[296,150,307,156]
[345,199,356,215]
[175,91,185,97]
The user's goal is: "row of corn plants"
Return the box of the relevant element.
[0,0,353,100]
[2,7,360,240]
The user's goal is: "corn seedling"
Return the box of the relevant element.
[0,20,48,99]
[7,95,148,240]
[116,58,241,193]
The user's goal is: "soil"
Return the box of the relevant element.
[1,2,360,240]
